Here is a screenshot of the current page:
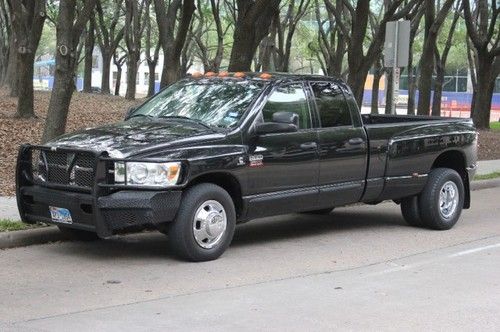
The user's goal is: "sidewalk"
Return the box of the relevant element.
[1,160,500,221]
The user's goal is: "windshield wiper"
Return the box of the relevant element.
[128,113,153,119]
[157,115,214,130]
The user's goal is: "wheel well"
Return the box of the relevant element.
[431,150,470,208]
[187,173,243,217]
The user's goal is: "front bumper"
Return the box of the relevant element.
[18,185,182,237]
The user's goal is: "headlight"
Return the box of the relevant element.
[114,161,181,187]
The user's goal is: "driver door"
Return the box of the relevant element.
[245,83,320,218]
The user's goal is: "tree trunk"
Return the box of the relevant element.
[115,67,122,96]
[347,70,368,108]
[100,50,112,94]
[371,65,383,114]
[147,61,156,97]
[161,55,180,87]
[83,19,95,93]
[431,62,444,116]
[416,41,434,116]
[5,35,18,96]
[125,52,138,100]
[15,52,36,118]
[471,59,494,129]
[384,68,394,115]
[227,0,280,72]
[42,0,96,143]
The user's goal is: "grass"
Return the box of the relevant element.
[491,122,500,132]
[474,171,500,181]
[0,219,46,232]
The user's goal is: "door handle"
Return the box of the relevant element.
[348,137,364,145]
[300,142,318,150]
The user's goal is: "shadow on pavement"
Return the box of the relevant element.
[42,205,408,260]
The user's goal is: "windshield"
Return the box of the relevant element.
[130,79,266,128]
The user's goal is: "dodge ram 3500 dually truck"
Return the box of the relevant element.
[16,73,477,261]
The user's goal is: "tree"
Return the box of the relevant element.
[154,0,195,87]
[0,0,11,84]
[227,0,281,72]
[41,0,97,143]
[416,0,455,116]
[310,0,346,77]
[124,0,149,100]
[325,0,422,106]
[272,0,310,72]
[193,0,226,72]
[113,49,126,96]
[406,5,425,115]
[10,0,46,118]
[144,3,160,96]
[431,2,461,116]
[82,18,95,93]
[95,0,124,94]
[463,0,500,129]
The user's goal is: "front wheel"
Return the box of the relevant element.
[418,168,464,230]
[168,183,236,261]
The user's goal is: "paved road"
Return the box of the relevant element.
[1,187,499,331]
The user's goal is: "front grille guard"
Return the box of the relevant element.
[16,144,186,195]
[17,144,109,194]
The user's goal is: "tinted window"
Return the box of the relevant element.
[261,84,311,129]
[311,82,352,127]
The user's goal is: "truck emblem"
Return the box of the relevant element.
[50,147,57,152]
[237,157,245,166]
[249,154,264,167]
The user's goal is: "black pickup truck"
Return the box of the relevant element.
[16,73,477,261]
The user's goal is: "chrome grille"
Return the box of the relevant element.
[30,148,96,190]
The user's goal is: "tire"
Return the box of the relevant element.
[168,183,236,262]
[58,226,100,241]
[418,168,464,230]
[300,207,335,215]
[400,196,422,227]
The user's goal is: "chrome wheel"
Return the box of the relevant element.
[439,181,459,219]
[192,200,227,249]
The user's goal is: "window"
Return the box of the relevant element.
[261,84,311,129]
[144,72,149,83]
[311,82,352,127]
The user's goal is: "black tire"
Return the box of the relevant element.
[400,196,423,227]
[58,226,100,241]
[168,183,236,262]
[418,168,464,230]
[300,207,335,215]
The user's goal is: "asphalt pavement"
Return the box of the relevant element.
[0,186,499,331]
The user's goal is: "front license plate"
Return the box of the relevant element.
[49,206,73,224]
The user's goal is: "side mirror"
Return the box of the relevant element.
[255,122,298,135]
[254,112,299,135]
[125,106,136,120]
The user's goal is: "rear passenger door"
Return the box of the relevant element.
[309,81,368,207]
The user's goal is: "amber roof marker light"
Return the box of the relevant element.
[218,71,229,77]
[205,71,216,77]
[233,72,246,78]
[259,72,272,79]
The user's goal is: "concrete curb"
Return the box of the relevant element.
[470,178,500,191]
[0,226,66,250]
[1,178,500,250]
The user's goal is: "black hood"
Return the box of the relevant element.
[46,118,222,157]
